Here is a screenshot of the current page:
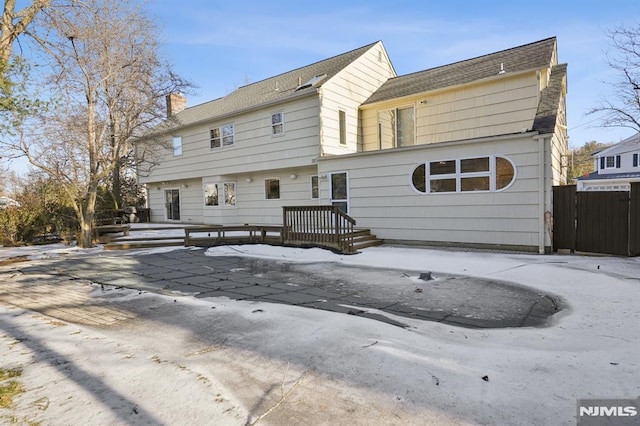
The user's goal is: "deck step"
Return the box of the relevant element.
[343,228,383,252]
[104,240,184,250]
[111,236,185,242]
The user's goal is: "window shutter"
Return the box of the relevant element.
[634,153,638,167]
[616,155,621,168]
[600,157,605,170]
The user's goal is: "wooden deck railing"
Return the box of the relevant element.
[184,225,283,247]
[282,205,356,253]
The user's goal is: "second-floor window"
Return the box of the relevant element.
[172,136,182,156]
[633,153,639,167]
[339,110,346,145]
[210,124,234,148]
[600,155,620,169]
[272,112,284,135]
[378,106,415,148]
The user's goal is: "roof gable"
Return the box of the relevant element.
[170,42,381,128]
[363,37,557,105]
[532,63,567,134]
[595,133,640,157]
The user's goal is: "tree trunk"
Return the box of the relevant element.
[112,159,121,207]
[77,183,98,248]
[78,217,93,248]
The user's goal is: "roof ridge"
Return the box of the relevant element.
[235,41,380,90]
[390,37,556,81]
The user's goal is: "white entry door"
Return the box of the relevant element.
[330,172,348,213]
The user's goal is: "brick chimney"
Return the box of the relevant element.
[166,93,187,118]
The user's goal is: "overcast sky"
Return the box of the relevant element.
[150,0,640,148]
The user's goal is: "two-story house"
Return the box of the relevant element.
[138,37,568,253]
[577,133,640,191]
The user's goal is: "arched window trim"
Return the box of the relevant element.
[410,155,516,194]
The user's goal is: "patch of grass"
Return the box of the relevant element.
[0,381,25,409]
[0,368,24,409]
[0,368,22,382]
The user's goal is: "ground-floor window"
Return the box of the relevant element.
[411,155,515,194]
[311,176,319,199]
[224,182,236,206]
[204,182,236,206]
[265,178,280,199]
[204,183,219,206]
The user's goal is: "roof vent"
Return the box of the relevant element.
[498,63,506,75]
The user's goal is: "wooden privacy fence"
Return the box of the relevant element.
[282,205,357,253]
[553,183,640,256]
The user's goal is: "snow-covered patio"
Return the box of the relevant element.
[0,240,638,425]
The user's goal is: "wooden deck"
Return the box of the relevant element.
[104,206,383,253]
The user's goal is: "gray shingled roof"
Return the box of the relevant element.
[171,42,379,128]
[532,63,567,134]
[363,37,557,105]
[578,170,640,181]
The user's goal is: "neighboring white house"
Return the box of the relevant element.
[138,37,568,253]
[577,133,640,191]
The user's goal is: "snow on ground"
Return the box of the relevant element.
[1,237,639,425]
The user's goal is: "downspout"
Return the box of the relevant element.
[317,88,325,157]
[537,135,547,254]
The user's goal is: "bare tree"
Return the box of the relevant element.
[1,0,55,132]
[0,0,52,74]
[589,23,640,132]
[7,0,191,247]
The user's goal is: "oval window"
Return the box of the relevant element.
[411,163,426,193]
[495,156,515,190]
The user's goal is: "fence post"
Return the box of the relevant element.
[631,183,640,256]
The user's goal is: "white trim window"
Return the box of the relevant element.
[311,175,319,199]
[411,155,516,194]
[172,135,182,156]
[633,153,639,168]
[224,182,236,206]
[272,112,284,135]
[204,182,236,206]
[265,178,280,199]
[378,106,415,148]
[204,183,219,206]
[600,155,620,169]
[339,110,347,145]
[210,124,234,148]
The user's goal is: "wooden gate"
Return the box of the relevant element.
[553,183,640,256]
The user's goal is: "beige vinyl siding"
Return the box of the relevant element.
[319,42,395,156]
[147,168,318,225]
[196,166,318,226]
[318,134,543,249]
[147,178,203,224]
[360,72,540,151]
[140,96,321,184]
